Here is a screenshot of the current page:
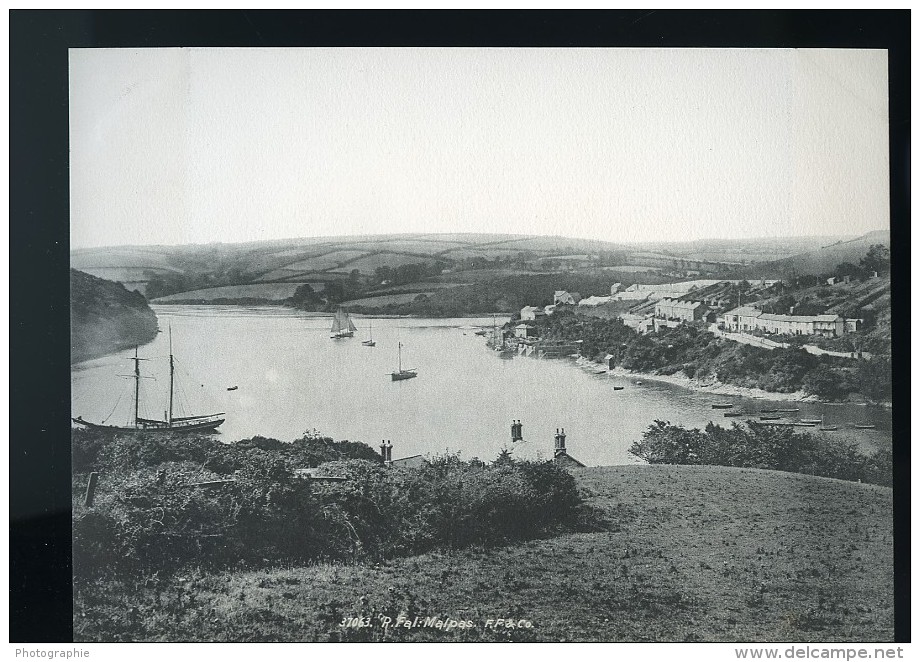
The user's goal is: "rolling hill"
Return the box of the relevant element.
[70,231,884,308]
[70,269,159,363]
[748,230,891,279]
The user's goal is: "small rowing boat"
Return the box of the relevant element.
[854,424,877,430]
[712,403,734,409]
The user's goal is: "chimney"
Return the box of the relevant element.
[554,428,567,457]
[386,441,393,466]
[512,419,523,442]
[380,441,387,464]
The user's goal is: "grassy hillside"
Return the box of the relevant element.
[73,464,892,642]
[750,230,890,279]
[72,233,868,307]
[70,269,159,363]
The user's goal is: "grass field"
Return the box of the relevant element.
[73,464,892,642]
[151,283,306,302]
[343,292,434,307]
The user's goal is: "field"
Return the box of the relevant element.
[73,464,892,642]
[151,283,307,302]
[342,292,434,307]
[751,230,891,278]
[71,230,887,304]
[343,252,443,275]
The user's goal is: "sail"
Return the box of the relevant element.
[331,309,347,333]
[331,309,357,334]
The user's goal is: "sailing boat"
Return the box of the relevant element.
[330,308,357,339]
[391,342,417,381]
[362,319,376,346]
[72,326,225,433]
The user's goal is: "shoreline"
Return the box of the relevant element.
[573,357,891,407]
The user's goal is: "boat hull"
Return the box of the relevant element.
[73,417,224,434]
[391,371,417,381]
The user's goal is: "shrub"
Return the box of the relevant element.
[72,430,588,578]
[629,420,888,486]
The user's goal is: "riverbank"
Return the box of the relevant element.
[573,357,821,404]
[570,355,891,409]
[71,269,159,364]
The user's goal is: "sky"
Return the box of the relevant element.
[69,48,890,249]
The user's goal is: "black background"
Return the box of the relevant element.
[10,9,910,643]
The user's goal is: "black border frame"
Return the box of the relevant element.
[9,9,910,643]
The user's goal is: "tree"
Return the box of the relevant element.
[288,284,322,308]
[325,280,345,303]
[860,244,890,273]
[802,364,852,401]
[835,262,867,280]
[856,356,891,402]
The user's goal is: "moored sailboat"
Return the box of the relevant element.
[362,319,376,346]
[72,326,224,433]
[390,341,417,381]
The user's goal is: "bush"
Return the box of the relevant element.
[73,430,588,578]
[803,365,854,401]
[629,420,888,485]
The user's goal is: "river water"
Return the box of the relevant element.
[70,305,892,466]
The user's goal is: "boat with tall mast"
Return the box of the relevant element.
[72,325,225,433]
[390,341,417,381]
[330,308,357,339]
[362,319,376,346]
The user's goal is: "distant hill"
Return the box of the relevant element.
[71,232,871,309]
[748,229,890,278]
[70,269,159,363]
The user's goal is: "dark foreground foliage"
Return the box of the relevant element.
[629,420,891,486]
[72,429,588,580]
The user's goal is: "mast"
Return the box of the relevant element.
[168,323,174,425]
[133,346,141,427]
[397,342,402,372]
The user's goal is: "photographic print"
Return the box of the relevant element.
[68,45,894,643]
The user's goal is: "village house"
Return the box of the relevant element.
[554,290,582,305]
[520,305,546,321]
[514,323,537,339]
[721,306,846,338]
[654,298,709,322]
[845,318,863,333]
[619,312,655,334]
[543,304,557,316]
[553,428,585,468]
